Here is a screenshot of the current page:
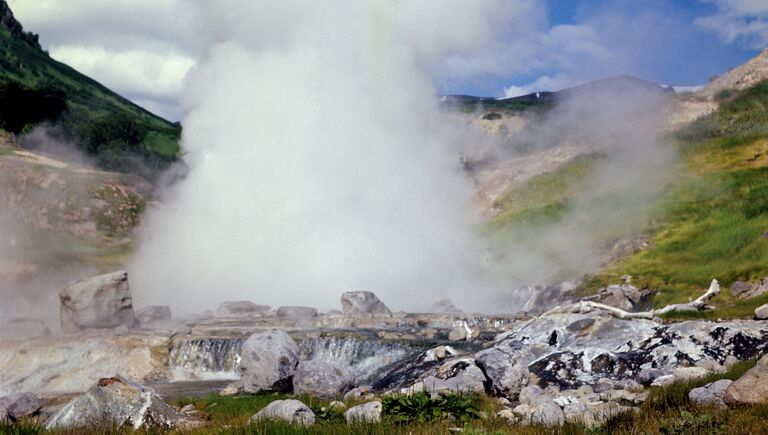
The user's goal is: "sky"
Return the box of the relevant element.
[7,0,768,122]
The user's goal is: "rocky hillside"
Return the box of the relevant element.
[0,0,181,177]
[453,54,768,317]
[699,48,768,100]
[0,132,152,323]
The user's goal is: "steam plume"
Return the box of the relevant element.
[130,1,505,313]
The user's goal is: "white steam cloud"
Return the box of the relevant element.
[130,1,507,314]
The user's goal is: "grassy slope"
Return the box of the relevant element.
[0,22,181,174]
[490,81,768,318]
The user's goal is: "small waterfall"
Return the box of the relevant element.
[297,335,416,380]
[168,333,426,382]
[169,337,244,380]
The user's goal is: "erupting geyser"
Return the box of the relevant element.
[129,1,504,314]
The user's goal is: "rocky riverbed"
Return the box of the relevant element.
[2,271,768,430]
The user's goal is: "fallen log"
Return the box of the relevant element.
[545,279,721,320]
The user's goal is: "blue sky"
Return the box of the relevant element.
[8,0,768,120]
[437,0,765,98]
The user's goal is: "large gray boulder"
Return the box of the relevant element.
[420,358,486,394]
[0,319,50,340]
[475,310,768,399]
[215,301,271,317]
[0,392,43,421]
[292,360,353,398]
[239,328,299,393]
[276,306,318,318]
[341,291,391,315]
[725,354,768,404]
[45,375,188,430]
[135,306,171,325]
[249,399,315,426]
[755,303,768,320]
[59,271,135,332]
[732,278,768,300]
[344,401,382,423]
[689,379,732,408]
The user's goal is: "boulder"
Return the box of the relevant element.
[725,354,768,404]
[689,379,732,408]
[341,291,391,315]
[344,385,375,401]
[475,310,768,398]
[45,375,189,430]
[0,392,42,421]
[135,306,172,325]
[215,301,271,317]
[733,278,768,300]
[755,304,768,320]
[292,360,353,398]
[421,358,487,394]
[276,306,318,318]
[239,328,299,393]
[344,401,382,423]
[420,299,462,314]
[59,271,136,332]
[0,319,50,340]
[590,284,650,311]
[448,326,468,341]
[249,399,315,426]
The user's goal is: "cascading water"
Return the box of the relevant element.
[168,332,427,381]
[169,337,244,380]
[298,335,417,381]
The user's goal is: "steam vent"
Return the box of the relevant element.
[3,0,768,432]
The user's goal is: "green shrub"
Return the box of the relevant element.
[382,392,481,424]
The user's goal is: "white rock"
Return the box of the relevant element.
[250,399,315,426]
[239,328,299,393]
[59,271,136,332]
[344,401,382,423]
[689,379,732,408]
[341,291,391,315]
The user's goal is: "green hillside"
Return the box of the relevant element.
[490,80,768,318]
[0,1,180,177]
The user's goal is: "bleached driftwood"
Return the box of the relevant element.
[545,279,721,320]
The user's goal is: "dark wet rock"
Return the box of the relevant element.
[136,306,171,325]
[341,291,391,315]
[59,271,136,332]
[250,399,315,426]
[45,375,190,430]
[292,360,353,398]
[215,301,271,317]
[277,306,318,318]
[0,392,42,421]
[239,329,299,393]
[725,354,768,404]
[689,379,732,408]
[475,311,768,398]
[0,319,50,340]
[344,401,382,423]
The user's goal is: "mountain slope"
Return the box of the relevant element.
[0,0,181,177]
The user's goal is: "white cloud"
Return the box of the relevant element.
[503,74,575,98]
[696,0,768,49]
[7,0,198,120]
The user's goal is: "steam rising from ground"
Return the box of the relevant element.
[130,1,505,313]
[486,80,677,309]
